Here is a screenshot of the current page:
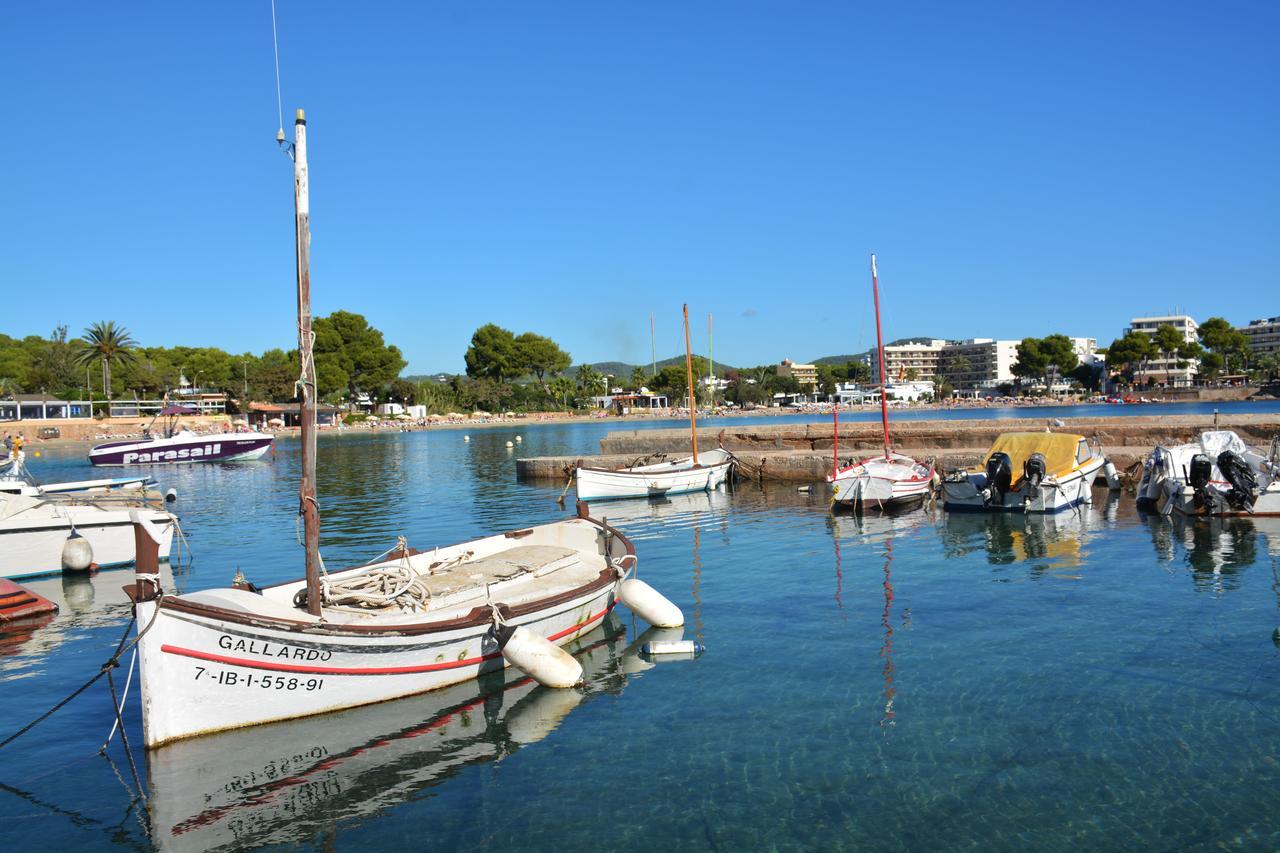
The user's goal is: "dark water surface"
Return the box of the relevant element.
[2,414,1279,850]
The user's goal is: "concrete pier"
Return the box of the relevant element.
[514,413,1280,483]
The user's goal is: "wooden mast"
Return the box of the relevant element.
[292,108,322,616]
[871,253,891,460]
[683,304,699,464]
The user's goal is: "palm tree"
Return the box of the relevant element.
[76,321,138,402]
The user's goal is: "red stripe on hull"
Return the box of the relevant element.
[160,602,614,675]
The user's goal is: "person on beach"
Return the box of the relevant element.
[2,434,11,459]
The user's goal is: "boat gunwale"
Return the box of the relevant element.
[136,513,635,638]
[575,456,734,476]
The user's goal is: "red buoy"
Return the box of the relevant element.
[0,579,59,624]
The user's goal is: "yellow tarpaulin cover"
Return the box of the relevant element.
[978,432,1084,478]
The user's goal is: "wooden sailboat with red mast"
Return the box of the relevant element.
[828,254,935,512]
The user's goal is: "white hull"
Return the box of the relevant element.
[829,453,933,509]
[0,501,175,580]
[575,448,733,501]
[943,457,1104,513]
[1137,431,1280,517]
[134,514,640,748]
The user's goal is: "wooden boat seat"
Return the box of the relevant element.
[422,544,582,600]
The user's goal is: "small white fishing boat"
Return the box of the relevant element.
[575,304,734,501]
[1137,431,1280,517]
[128,110,683,749]
[89,404,273,467]
[575,447,734,501]
[830,453,935,510]
[1,450,153,497]
[828,255,934,512]
[0,491,176,581]
[942,432,1105,513]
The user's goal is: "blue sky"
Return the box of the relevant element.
[2,2,1276,373]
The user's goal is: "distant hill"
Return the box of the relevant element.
[565,353,740,378]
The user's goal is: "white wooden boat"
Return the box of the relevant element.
[128,505,661,748]
[827,255,934,512]
[128,110,683,749]
[575,447,734,501]
[0,491,175,581]
[942,432,1105,513]
[830,454,934,510]
[575,304,734,502]
[1137,431,1280,517]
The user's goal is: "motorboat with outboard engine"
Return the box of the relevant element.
[942,432,1106,513]
[88,404,273,466]
[1136,431,1280,517]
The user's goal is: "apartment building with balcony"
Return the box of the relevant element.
[1126,315,1199,386]
[1239,316,1280,356]
[870,340,947,382]
[777,359,818,387]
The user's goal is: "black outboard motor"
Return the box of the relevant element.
[1023,452,1047,493]
[983,451,1013,506]
[1187,453,1213,491]
[1187,452,1216,513]
[1217,450,1258,511]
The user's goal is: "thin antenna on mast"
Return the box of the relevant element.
[271,0,285,142]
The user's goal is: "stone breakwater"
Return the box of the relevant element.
[515,414,1280,483]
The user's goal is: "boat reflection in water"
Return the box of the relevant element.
[1138,509,1278,594]
[941,505,1098,574]
[148,614,665,849]
[0,563,184,667]
[583,487,731,542]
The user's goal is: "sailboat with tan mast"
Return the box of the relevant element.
[124,109,685,749]
[574,305,734,502]
[828,254,935,512]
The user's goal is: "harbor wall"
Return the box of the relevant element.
[515,414,1280,483]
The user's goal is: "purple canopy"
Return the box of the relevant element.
[160,405,198,416]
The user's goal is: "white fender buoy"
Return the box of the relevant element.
[61,531,94,572]
[165,488,178,503]
[497,625,583,688]
[619,578,684,628]
[1104,459,1121,490]
[506,441,514,448]
[463,435,470,442]
[515,435,523,442]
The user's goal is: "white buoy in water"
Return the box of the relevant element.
[1104,459,1122,490]
[516,435,523,442]
[642,639,705,656]
[165,488,178,503]
[619,578,684,627]
[61,531,94,571]
[464,435,470,442]
[497,625,583,687]
[506,441,514,448]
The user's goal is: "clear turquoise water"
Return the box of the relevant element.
[1,414,1279,850]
